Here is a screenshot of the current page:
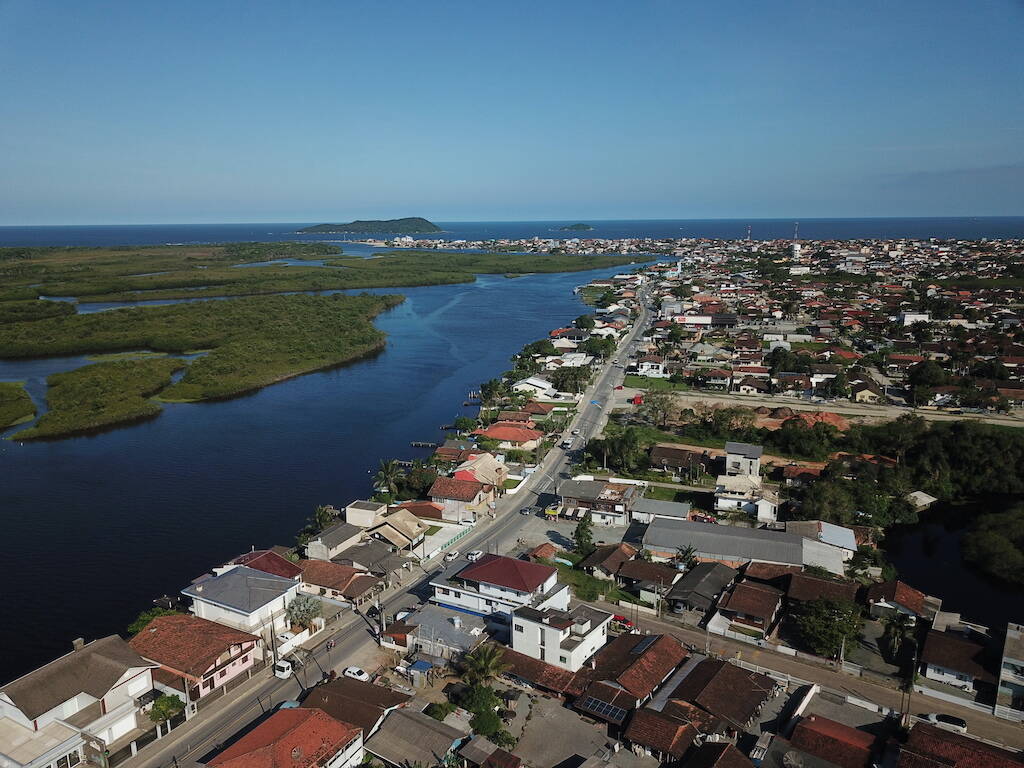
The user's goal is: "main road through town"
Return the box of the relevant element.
[126,287,655,768]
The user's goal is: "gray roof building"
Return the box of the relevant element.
[315,521,363,550]
[643,519,844,575]
[1,636,153,721]
[631,497,692,522]
[182,566,296,613]
[333,539,407,575]
[364,708,464,768]
[724,442,763,459]
[666,563,739,611]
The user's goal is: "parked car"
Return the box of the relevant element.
[611,614,635,629]
[571,429,580,435]
[273,660,293,679]
[918,713,968,733]
[520,506,539,516]
[343,666,370,682]
[444,550,460,562]
[278,700,301,709]
[467,550,484,562]
[614,385,624,390]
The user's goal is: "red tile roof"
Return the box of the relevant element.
[899,723,1024,768]
[393,501,445,520]
[684,742,753,768]
[719,582,782,621]
[299,560,379,598]
[616,559,679,586]
[866,580,926,616]
[209,708,361,768]
[670,658,777,728]
[429,476,485,502]
[920,630,996,684]
[623,708,697,758]
[790,715,875,768]
[472,424,543,443]
[786,573,859,604]
[456,554,555,592]
[129,614,258,676]
[231,550,303,580]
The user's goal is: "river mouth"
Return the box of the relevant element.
[884,495,1024,626]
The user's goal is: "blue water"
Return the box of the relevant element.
[0,266,635,683]
[2,217,1024,248]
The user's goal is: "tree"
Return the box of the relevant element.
[639,390,676,428]
[148,694,185,724]
[453,416,476,433]
[580,336,615,358]
[470,709,502,737]
[550,366,590,393]
[575,314,596,329]
[881,612,915,660]
[374,459,405,495]
[906,360,948,389]
[285,594,322,630]
[312,504,336,531]
[480,378,504,406]
[793,598,862,658]
[573,511,595,557]
[674,545,697,570]
[128,607,181,636]
[462,644,509,687]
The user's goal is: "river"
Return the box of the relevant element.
[0,267,628,683]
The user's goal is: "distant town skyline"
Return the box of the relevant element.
[1,0,1022,225]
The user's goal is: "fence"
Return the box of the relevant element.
[912,683,993,714]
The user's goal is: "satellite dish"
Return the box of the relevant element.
[782,751,804,768]
[291,747,303,761]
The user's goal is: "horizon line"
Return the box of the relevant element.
[2,214,1024,229]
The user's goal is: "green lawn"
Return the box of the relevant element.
[424,525,442,536]
[625,375,690,391]
[643,485,714,509]
[502,479,520,489]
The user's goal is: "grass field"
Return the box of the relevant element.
[624,374,690,391]
[0,382,35,429]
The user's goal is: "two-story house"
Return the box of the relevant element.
[428,477,493,524]
[429,554,569,622]
[557,479,640,526]
[181,565,319,658]
[305,522,365,562]
[128,614,260,715]
[511,604,612,671]
[723,442,762,476]
[0,636,158,768]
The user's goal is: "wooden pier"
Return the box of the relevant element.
[410,441,437,449]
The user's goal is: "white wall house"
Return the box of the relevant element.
[714,474,779,524]
[430,554,569,621]
[182,565,320,658]
[723,442,762,476]
[511,605,612,671]
[0,637,159,768]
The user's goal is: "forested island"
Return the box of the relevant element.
[0,241,647,439]
[559,223,594,231]
[297,217,441,234]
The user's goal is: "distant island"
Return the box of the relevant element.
[298,217,441,235]
[559,223,594,231]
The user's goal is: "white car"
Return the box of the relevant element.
[466,550,484,562]
[272,660,293,679]
[444,550,460,562]
[571,429,580,435]
[343,666,370,682]
[918,713,968,733]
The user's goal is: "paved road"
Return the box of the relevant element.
[127,288,655,768]
[617,386,1024,427]
[591,601,1024,749]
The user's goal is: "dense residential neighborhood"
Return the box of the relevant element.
[4,239,1024,768]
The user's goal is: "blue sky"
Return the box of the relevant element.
[1,0,1022,224]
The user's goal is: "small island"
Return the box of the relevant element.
[559,223,594,232]
[298,217,441,235]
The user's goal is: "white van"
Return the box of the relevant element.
[273,659,293,679]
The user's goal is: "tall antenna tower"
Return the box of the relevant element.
[793,221,800,240]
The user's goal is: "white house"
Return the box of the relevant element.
[635,356,669,378]
[429,554,569,621]
[714,474,778,524]
[724,442,762,476]
[0,636,159,768]
[511,604,612,671]
[512,376,557,398]
[182,565,320,657]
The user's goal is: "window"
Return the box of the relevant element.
[241,655,249,664]
[56,751,81,768]
[204,679,214,689]
[514,624,524,633]
[439,588,449,596]
[560,655,568,663]
[218,669,227,679]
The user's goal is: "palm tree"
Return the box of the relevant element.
[881,612,914,659]
[374,459,405,496]
[312,504,336,530]
[462,643,509,687]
